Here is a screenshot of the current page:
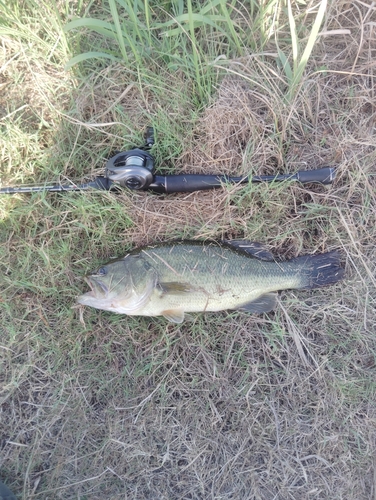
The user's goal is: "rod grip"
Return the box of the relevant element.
[149,174,227,193]
[296,167,336,185]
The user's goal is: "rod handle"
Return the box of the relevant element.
[148,175,230,193]
[148,167,336,193]
[296,166,335,185]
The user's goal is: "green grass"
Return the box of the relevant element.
[1,0,376,498]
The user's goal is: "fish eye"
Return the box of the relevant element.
[97,266,107,276]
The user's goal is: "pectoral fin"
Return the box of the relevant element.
[162,309,185,323]
[158,282,193,295]
[237,293,277,314]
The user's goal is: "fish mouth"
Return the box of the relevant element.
[84,276,109,297]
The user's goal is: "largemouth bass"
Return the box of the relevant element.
[77,240,344,323]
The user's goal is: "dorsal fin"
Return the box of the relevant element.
[224,240,274,261]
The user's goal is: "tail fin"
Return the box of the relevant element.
[292,251,345,289]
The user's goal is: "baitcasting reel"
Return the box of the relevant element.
[105,127,155,190]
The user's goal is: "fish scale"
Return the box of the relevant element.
[137,243,299,316]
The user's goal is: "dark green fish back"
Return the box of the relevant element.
[137,241,343,291]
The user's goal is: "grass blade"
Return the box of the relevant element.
[115,0,143,46]
[187,0,201,97]
[159,13,228,36]
[287,0,299,73]
[108,0,130,63]
[296,0,327,77]
[64,51,118,70]
[144,0,152,45]
[219,0,242,53]
[277,46,293,84]
[287,0,327,101]
[64,18,116,33]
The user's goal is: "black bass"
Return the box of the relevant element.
[77,240,344,323]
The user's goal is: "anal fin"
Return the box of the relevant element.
[236,293,277,314]
[162,309,185,323]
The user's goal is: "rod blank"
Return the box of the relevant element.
[0,177,112,195]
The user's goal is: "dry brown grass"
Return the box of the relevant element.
[1,1,376,499]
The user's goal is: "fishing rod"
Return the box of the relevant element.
[0,127,335,195]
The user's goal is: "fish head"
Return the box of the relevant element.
[77,254,157,313]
